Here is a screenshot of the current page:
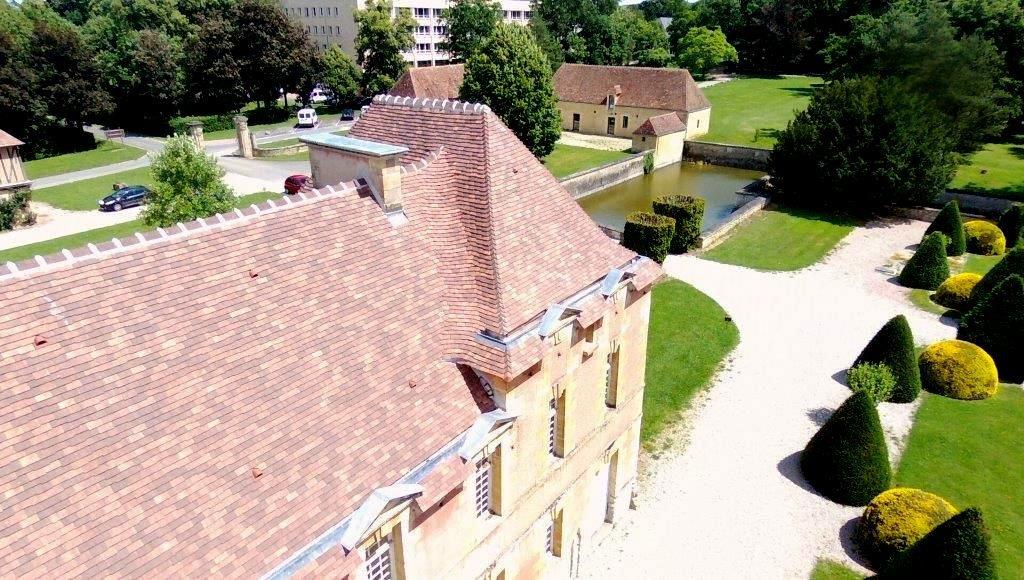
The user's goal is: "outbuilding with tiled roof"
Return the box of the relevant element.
[388,64,465,100]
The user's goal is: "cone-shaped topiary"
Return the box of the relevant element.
[899,232,950,290]
[924,201,966,256]
[971,246,1024,306]
[653,195,706,254]
[855,488,958,567]
[880,508,996,580]
[800,391,891,506]
[853,315,921,403]
[919,340,999,400]
[933,273,982,312]
[958,274,1024,383]
[622,211,675,263]
[964,220,1006,256]
[997,203,1023,249]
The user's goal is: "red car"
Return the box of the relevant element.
[284,174,310,195]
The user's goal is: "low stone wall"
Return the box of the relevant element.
[560,154,646,200]
[683,141,772,172]
[253,143,307,158]
[697,194,769,250]
[937,190,1014,217]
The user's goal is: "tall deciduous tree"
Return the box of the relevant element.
[674,26,737,76]
[439,0,500,61]
[183,13,247,113]
[461,22,561,157]
[355,0,414,96]
[320,45,362,105]
[27,17,111,127]
[142,134,234,227]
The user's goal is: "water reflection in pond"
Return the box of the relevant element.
[577,162,765,232]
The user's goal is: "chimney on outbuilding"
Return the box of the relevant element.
[300,134,408,213]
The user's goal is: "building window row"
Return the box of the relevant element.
[307,25,342,35]
[290,6,340,17]
[502,10,530,20]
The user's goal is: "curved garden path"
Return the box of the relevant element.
[580,218,954,579]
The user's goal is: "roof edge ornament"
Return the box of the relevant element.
[457,409,519,460]
[370,93,491,115]
[338,484,424,551]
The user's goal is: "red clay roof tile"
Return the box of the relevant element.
[553,64,711,113]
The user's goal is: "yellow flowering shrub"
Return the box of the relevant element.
[964,220,1006,256]
[855,488,958,564]
[919,340,999,400]
[933,273,983,311]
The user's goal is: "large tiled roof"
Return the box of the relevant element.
[389,64,465,100]
[0,97,645,576]
[553,64,711,112]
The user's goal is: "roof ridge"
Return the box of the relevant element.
[399,145,445,176]
[372,94,491,116]
[0,182,360,283]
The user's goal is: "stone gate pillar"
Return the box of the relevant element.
[186,121,205,151]
[234,116,254,159]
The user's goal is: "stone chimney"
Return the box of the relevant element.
[301,134,408,213]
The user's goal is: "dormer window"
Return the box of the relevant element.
[607,94,616,110]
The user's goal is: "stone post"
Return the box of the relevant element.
[186,121,205,151]
[234,116,254,159]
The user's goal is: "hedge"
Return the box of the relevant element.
[169,114,236,135]
[847,362,895,404]
[855,487,957,567]
[918,340,999,400]
[246,105,292,126]
[0,190,35,231]
[899,232,949,290]
[652,194,705,254]
[924,200,966,256]
[997,203,1023,248]
[958,274,1024,383]
[964,220,1006,256]
[852,315,921,403]
[622,211,675,263]
[880,508,996,580]
[970,246,1024,305]
[933,272,982,312]
[800,391,891,506]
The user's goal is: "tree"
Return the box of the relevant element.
[355,0,414,96]
[772,77,957,213]
[533,0,617,64]
[320,46,361,106]
[609,8,669,65]
[852,315,922,404]
[674,26,737,77]
[28,18,112,127]
[439,0,500,61]
[142,134,234,227]
[997,203,1023,248]
[924,201,967,256]
[881,508,997,579]
[958,274,1024,383]
[130,30,185,130]
[527,14,564,71]
[800,391,891,506]
[899,232,951,291]
[970,246,1024,305]
[461,22,562,157]
[183,13,247,114]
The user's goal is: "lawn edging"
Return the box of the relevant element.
[683,140,772,171]
[560,153,645,199]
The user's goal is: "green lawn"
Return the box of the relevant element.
[33,167,154,211]
[0,191,283,264]
[702,206,857,271]
[950,136,1024,201]
[642,279,739,448]
[810,559,863,580]
[204,113,342,140]
[24,140,147,179]
[699,76,822,149]
[542,143,633,179]
[896,388,1024,579]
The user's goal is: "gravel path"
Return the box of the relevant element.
[580,218,954,579]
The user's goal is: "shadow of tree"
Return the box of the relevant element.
[781,86,817,98]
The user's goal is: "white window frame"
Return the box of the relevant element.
[414,7,430,18]
[474,456,492,517]
[364,535,395,580]
[548,398,557,456]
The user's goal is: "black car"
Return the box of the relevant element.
[99,185,151,211]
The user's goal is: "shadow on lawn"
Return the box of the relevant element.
[780,86,818,98]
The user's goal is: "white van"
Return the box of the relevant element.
[296,108,319,128]
[310,88,329,104]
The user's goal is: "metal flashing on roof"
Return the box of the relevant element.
[537,303,582,338]
[299,134,408,157]
[338,484,424,551]
[599,268,631,297]
[457,409,518,460]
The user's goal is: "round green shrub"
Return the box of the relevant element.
[997,203,1023,249]
[958,274,1024,383]
[622,211,675,263]
[853,315,921,403]
[653,195,705,254]
[964,220,1006,256]
[971,246,1024,306]
[847,362,895,404]
[881,508,996,580]
[933,272,982,311]
[800,391,891,506]
[924,200,966,256]
[855,487,957,566]
[918,340,999,400]
[899,232,950,290]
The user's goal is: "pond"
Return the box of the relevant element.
[577,163,765,232]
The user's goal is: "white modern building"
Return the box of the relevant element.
[281,0,532,67]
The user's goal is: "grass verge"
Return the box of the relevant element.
[701,206,857,271]
[810,559,864,580]
[33,167,154,211]
[641,279,739,448]
[895,388,1024,578]
[699,76,822,148]
[0,191,282,264]
[950,136,1024,201]
[542,143,633,179]
[24,140,147,179]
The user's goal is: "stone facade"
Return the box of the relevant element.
[683,140,772,172]
[558,102,710,141]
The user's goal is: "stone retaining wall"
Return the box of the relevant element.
[937,190,1015,217]
[683,141,772,171]
[697,194,769,250]
[253,143,307,158]
[560,154,646,199]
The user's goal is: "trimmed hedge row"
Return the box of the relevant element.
[924,200,966,256]
[919,339,999,400]
[855,487,957,566]
[964,220,1006,256]
[169,114,236,134]
[900,232,949,290]
[622,211,675,263]
[853,315,921,403]
[959,274,1024,383]
[971,246,1024,306]
[653,194,705,254]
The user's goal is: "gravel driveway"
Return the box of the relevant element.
[579,218,953,579]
